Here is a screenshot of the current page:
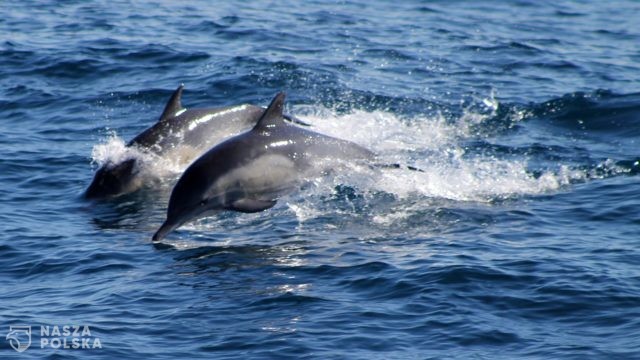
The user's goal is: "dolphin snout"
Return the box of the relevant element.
[152,220,179,242]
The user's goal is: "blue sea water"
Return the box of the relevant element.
[1,0,640,358]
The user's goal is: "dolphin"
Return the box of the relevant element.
[84,85,305,199]
[152,92,374,241]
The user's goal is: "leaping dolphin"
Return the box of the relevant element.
[84,85,305,199]
[152,92,374,241]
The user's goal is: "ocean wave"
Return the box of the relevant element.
[530,90,640,137]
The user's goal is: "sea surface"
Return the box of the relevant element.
[1,1,639,359]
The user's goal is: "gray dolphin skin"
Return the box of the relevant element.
[85,85,303,199]
[152,92,374,241]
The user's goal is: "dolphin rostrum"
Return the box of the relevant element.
[84,85,305,199]
[152,92,374,241]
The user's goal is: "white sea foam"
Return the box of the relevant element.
[90,131,193,181]
[90,132,137,168]
[293,102,575,203]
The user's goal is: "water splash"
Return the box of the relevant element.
[90,132,137,168]
[90,131,191,181]
[295,99,572,203]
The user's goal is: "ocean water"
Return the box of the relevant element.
[1,1,639,358]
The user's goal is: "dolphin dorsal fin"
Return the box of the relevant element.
[158,84,185,122]
[255,92,286,129]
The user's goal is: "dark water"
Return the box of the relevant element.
[1,1,640,359]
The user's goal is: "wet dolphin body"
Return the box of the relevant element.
[85,85,304,199]
[152,92,374,241]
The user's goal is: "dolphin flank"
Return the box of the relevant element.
[152,92,374,241]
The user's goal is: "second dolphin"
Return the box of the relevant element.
[85,85,305,199]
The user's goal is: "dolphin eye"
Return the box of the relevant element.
[199,199,208,206]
